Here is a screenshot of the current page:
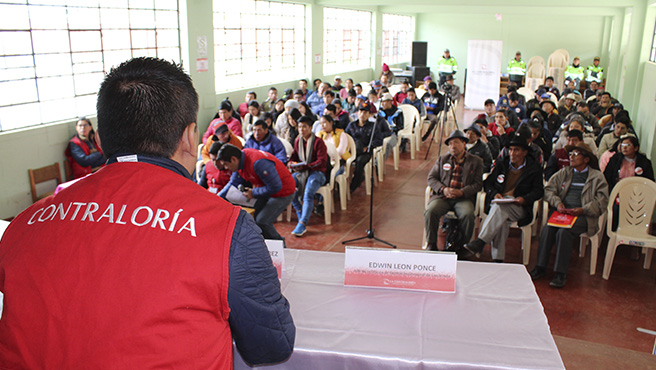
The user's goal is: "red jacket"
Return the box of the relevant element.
[0,162,239,369]
[65,135,104,179]
[206,160,232,193]
[240,149,296,198]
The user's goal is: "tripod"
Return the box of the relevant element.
[342,117,396,249]
[424,89,458,160]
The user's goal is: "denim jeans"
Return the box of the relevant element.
[292,171,326,224]
[254,193,294,240]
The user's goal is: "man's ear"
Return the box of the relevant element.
[181,122,198,155]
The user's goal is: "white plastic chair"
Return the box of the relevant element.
[398,104,420,159]
[373,145,385,182]
[517,87,536,104]
[336,134,357,209]
[479,196,541,265]
[579,212,607,276]
[387,84,401,97]
[602,177,656,280]
[195,143,204,182]
[345,134,375,196]
[280,138,293,158]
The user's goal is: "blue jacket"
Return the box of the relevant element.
[378,106,404,133]
[244,132,288,164]
[306,91,323,111]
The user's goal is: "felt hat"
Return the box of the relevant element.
[464,125,482,137]
[506,135,530,150]
[527,107,547,120]
[445,130,469,145]
[565,142,598,169]
[380,93,393,101]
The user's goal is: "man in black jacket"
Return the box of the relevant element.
[464,125,492,173]
[464,136,544,262]
[346,101,385,193]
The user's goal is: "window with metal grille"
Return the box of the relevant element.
[323,7,371,75]
[0,0,181,132]
[382,13,413,65]
[213,0,306,93]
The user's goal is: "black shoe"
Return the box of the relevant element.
[549,273,567,288]
[493,259,503,263]
[313,203,324,216]
[529,266,546,280]
[463,239,485,258]
[422,132,431,142]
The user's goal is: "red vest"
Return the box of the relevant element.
[0,162,239,369]
[65,135,104,179]
[240,149,296,198]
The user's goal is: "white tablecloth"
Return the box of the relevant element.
[234,249,564,370]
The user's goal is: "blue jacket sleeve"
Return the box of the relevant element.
[218,172,245,199]
[228,210,295,365]
[69,142,105,167]
[252,159,282,198]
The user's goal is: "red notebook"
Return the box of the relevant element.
[547,211,578,228]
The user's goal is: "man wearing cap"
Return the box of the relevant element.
[530,142,608,288]
[421,82,445,141]
[540,98,562,135]
[345,101,385,193]
[245,119,288,164]
[564,57,585,89]
[379,92,404,159]
[425,130,483,251]
[464,125,492,172]
[507,51,526,87]
[436,49,458,85]
[483,99,497,124]
[464,136,544,262]
[441,75,461,103]
[559,93,577,119]
[545,129,583,180]
[544,77,560,99]
[200,123,243,167]
[333,76,344,92]
[586,57,604,85]
[204,100,243,142]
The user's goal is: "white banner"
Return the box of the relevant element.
[465,40,503,110]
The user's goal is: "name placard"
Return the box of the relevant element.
[344,246,457,293]
[265,240,284,279]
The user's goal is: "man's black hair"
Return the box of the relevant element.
[348,88,357,97]
[428,82,437,90]
[576,101,588,108]
[209,141,223,156]
[298,116,313,126]
[262,112,274,122]
[299,78,307,84]
[247,91,257,99]
[217,143,242,162]
[333,99,342,107]
[325,104,337,114]
[324,90,335,98]
[313,78,322,85]
[269,86,277,91]
[248,100,260,109]
[294,89,304,95]
[253,119,268,129]
[509,92,519,102]
[601,91,611,98]
[97,57,198,158]
[354,83,362,89]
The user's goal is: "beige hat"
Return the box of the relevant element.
[566,93,578,100]
[380,93,394,101]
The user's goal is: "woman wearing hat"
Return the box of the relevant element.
[539,99,562,135]
[464,125,492,173]
[531,142,608,288]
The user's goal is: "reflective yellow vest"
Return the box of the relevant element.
[586,65,604,83]
[437,57,458,73]
[507,59,526,76]
[564,65,585,81]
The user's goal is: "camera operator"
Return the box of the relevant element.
[440,75,461,103]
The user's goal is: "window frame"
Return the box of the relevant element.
[322,6,372,75]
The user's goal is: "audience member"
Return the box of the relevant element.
[540,98,561,135]
[0,57,294,367]
[421,82,445,141]
[381,63,395,85]
[201,140,231,193]
[245,119,288,164]
[401,87,426,116]
[583,80,599,100]
[464,136,544,262]
[278,107,302,145]
[65,117,105,179]
[332,76,344,92]
[488,109,515,140]
[483,99,496,124]
[289,118,329,237]
[243,100,264,137]
[378,93,404,159]
[558,94,577,119]
[272,98,286,122]
[531,142,608,288]
[332,99,350,129]
[200,123,242,165]
[604,135,654,191]
[425,130,483,251]
[274,100,300,137]
[544,77,560,99]
[473,117,500,158]
[204,100,243,142]
[423,75,432,91]
[238,91,256,118]
[298,79,310,100]
[394,81,409,105]
[262,87,278,112]
[318,115,350,169]
[345,102,384,193]
[218,144,296,241]
[553,117,597,153]
[340,78,354,100]
[307,82,328,112]
[545,129,583,180]
[597,116,630,156]
[527,116,552,163]
[464,124,492,173]
[576,101,601,135]
[592,92,613,118]
[508,92,526,120]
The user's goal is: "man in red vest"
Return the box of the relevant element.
[0,57,294,368]
[217,145,295,241]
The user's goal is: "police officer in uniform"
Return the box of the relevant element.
[436,48,458,85]
[507,51,527,87]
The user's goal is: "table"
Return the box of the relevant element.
[234,249,564,369]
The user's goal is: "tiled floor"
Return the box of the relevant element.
[277,106,656,366]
